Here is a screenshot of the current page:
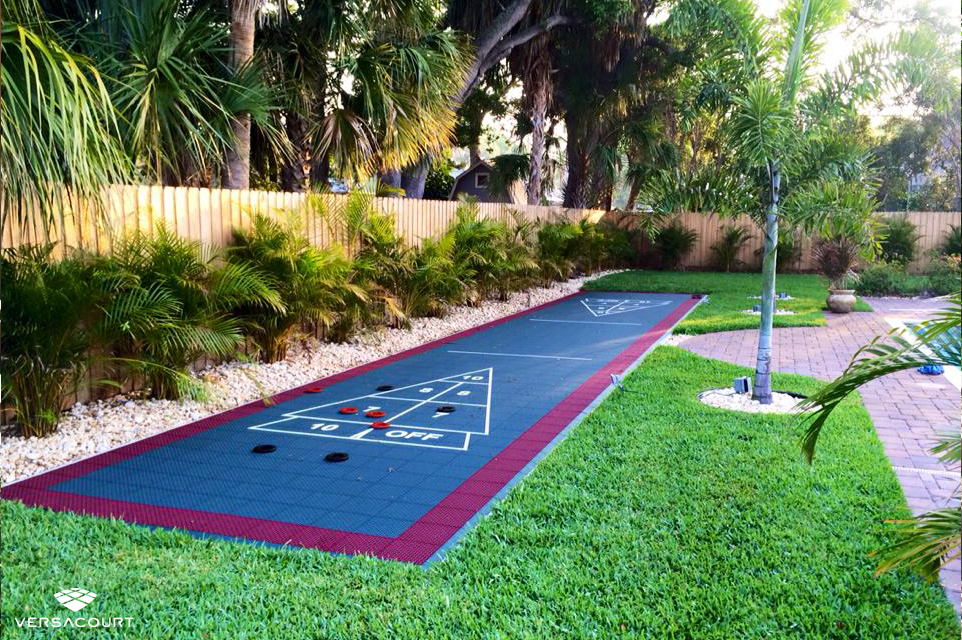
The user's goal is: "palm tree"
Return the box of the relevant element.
[800,295,961,580]
[58,0,282,187]
[0,0,128,232]
[256,1,467,188]
[223,0,263,189]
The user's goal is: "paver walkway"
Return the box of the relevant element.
[677,297,961,613]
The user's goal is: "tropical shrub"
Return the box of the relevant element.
[319,191,407,335]
[536,220,582,284]
[940,224,961,257]
[100,228,281,399]
[447,201,505,304]
[710,225,751,271]
[654,220,697,270]
[230,213,360,362]
[925,254,961,296]
[854,261,913,296]
[1,246,99,437]
[595,221,637,268]
[495,216,541,299]
[879,215,921,265]
[813,235,859,289]
[397,233,467,318]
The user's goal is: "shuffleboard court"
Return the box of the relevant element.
[2,291,700,564]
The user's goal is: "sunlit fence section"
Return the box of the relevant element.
[0,185,956,271]
[0,185,603,257]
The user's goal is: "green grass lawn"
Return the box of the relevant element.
[2,348,956,639]
[584,270,872,334]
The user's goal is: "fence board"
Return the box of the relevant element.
[2,185,956,273]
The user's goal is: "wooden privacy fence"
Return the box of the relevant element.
[0,185,957,272]
[0,185,605,257]
[602,210,960,273]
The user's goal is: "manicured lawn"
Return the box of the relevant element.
[584,270,872,334]
[2,348,956,639]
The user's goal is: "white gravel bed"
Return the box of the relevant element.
[741,309,797,315]
[1,271,624,484]
[747,295,795,300]
[698,388,803,414]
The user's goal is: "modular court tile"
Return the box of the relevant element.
[2,291,699,564]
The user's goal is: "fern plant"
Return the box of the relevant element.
[654,220,698,270]
[492,214,540,299]
[1,245,100,436]
[879,215,922,265]
[319,191,408,334]
[99,228,282,399]
[536,220,582,285]
[940,224,961,257]
[398,233,467,319]
[447,199,506,305]
[230,213,360,361]
[710,225,751,272]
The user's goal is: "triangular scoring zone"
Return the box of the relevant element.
[580,297,670,317]
[285,368,493,436]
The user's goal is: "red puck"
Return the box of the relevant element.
[365,410,386,418]
[338,407,358,415]
[304,387,325,393]
[370,421,390,429]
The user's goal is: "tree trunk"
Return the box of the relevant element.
[526,82,549,205]
[563,112,600,208]
[753,167,780,404]
[280,113,307,192]
[469,144,482,166]
[223,4,257,189]
[380,168,402,190]
[310,154,330,191]
[625,180,640,212]
[402,159,430,198]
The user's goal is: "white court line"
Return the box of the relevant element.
[530,318,646,326]
[372,396,486,407]
[249,426,469,451]
[276,414,485,435]
[447,349,591,361]
[350,428,372,440]
[384,383,463,423]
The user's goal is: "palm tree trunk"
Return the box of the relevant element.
[223,3,257,189]
[280,113,306,192]
[753,166,780,404]
[527,91,547,205]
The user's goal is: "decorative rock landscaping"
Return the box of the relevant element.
[698,388,803,413]
[0,271,621,484]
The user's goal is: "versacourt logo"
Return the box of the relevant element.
[55,588,97,611]
[14,587,135,629]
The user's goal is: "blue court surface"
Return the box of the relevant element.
[2,291,700,563]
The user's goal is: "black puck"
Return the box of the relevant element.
[435,405,456,413]
[324,452,349,463]
[251,444,276,454]
[376,385,394,391]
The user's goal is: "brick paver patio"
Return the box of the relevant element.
[676,297,961,613]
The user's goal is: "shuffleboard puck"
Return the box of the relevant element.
[324,452,349,463]
[251,444,277,454]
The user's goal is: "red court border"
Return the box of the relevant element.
[2,292,700,564]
